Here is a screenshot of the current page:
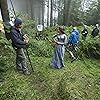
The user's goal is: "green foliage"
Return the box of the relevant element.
[0,32,14,82]
[0,16,100,100]
[57,0,100,26]
[57,64,100,100]
[28,26,100,59]
[85,0,100,25]
[0,32,13,51]
[0,56,100,100]
[79,35,100,59]
[29,40,53,57]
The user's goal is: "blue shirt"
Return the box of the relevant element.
[68,30,80,45]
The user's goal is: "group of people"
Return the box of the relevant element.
[6,18,99,75]
[51,24,100,69]
[82,24,99,39]
[50,26,80,69]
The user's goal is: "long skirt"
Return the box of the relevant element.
[50,44,65,69]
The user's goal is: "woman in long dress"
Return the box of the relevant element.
[50,27,67,69]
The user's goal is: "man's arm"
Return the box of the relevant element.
[10,30,26,45]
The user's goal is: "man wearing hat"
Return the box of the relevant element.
[10,18,30,75]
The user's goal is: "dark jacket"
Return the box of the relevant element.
[91,27,99,37]
[81,28,88,37]
[10,26,26,49]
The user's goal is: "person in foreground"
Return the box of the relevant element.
[10,18,30,75]
[50,26,67,69]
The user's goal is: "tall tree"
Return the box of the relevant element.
[30,0,34,19]
[47,0,50,26]
[50,0,53,26]
[53,0,57,26]
[57,0,83,26]
[57,0,63,25]
[85,0,100,25]
[42,1,44,26]
[63,0,72,26]
[67,0,82,26]
[26,0,29,14]
[0,0,10,22]
[0,0,10,40]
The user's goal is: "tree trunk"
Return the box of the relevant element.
[0,0,10,22]
[30,0,34,19]
[50,0,53,27]
[47,0,50,26]
[38,6,41,24]
[66,0,72,26]
[26,0,29,14]
[57,0,65,25]
[63,0,72,26]
[42,2,44,26]
[54,0,57,26]
[0,0,10,40]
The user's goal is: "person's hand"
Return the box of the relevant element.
[54,40,58,44]
[24,39,29,44]
[23,34,28,39]
[52,40,58,46]
[23,34,29,43]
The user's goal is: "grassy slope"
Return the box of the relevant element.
[0,28,100,100]
[0,48,100,100]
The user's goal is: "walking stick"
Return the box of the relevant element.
[25,48,34,72]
